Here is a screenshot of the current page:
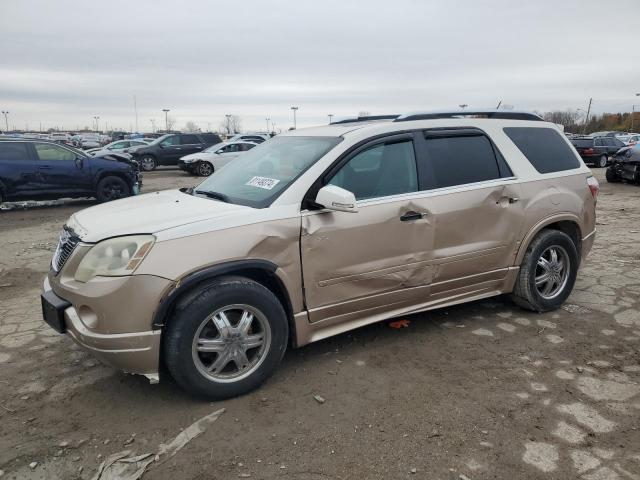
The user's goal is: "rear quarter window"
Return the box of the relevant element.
[504,127,581,174]
[0,142,31,161]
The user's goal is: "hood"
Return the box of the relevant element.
[67,189,251,242]
[180,152,217,161]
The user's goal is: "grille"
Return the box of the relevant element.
[51,226,80,273]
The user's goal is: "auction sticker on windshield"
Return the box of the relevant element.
[245,176,280,190]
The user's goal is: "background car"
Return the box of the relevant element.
[177,140,258,176]
[85,139,149,156]
[616,133,640,146]
[226,133,270,144]
[0,139,140,205]
[606,144,640,184]
[131,132,222,171]
[570,135,625,167]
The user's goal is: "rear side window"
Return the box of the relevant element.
[0,142,31,161]
[422,134,503,189]
[572,139,593,148]
[504,127,580,173]
[181,134,199,144]
[34,143,76,161]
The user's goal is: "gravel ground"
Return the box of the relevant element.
[0,168,639,480]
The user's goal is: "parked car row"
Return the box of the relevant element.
[569,135,626,167]
[178,141,258,176]
[0,139,141,206]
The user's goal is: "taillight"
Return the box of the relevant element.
[583,148,594,155]
[587,176,599,201]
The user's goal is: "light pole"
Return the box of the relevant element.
[162,109,170,132]
[266,117,270,133]
[632,93,640,132]
[93,116,100,132]
[291,106,298,129]
[2,111,9,132]
[328,114,334,124]
[225,114,232,134]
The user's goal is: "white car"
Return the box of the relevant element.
[617,134,640,146]
[226,134,270,144]
[86,139,149,156]
[178,141,258,176]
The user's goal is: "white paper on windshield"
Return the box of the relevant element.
[245,176,280,190]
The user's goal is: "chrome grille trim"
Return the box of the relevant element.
[51,226,80,273]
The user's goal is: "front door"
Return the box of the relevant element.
[301,135,436,324]
[33,143,92,193]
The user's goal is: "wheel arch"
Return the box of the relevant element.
[93,170,133,190]
[153,260,298,347]
[515,215,583,266]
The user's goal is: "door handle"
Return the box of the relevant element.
[400,211,426,222]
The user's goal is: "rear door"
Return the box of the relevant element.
[33,142,92,193]
[179,134,205,157]
[0,142,39,199]
[414,129,525,293]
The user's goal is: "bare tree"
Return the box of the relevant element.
[184,121,200,133]
[166,115,177,132]
[542,109,582,128]
[218,115,242,135]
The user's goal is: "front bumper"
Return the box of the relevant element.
[42,270,173,382]
[177,160,197,173]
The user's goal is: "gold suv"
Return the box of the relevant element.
[42,111,598,399]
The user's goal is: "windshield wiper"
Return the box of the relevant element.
[195,190,229,202]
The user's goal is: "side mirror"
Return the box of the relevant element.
[315,185,358,213]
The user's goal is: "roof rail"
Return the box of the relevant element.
[330,114,399,125]
[394,110,543,122]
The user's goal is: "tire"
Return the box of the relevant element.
[163,277,289,399]
[511,229,579,313]
[197,161,214,177]
[605,166,620,183]
[596,155,608,168]
[139,155,157,172]
[95,176,130,203]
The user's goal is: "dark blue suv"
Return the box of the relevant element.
[0,139,140,206]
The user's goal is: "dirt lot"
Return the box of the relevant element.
[0,168,639,480]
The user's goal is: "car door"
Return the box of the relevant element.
[33,142,92,193]
[608,137,625,154]
[300,133,436,325]
[157,135,183,164]
[414,129,524,294]
[0,142,39,199]
[213,143,243,168]
[179,134,205,157]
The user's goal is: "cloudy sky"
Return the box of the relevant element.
[1,0,639,133]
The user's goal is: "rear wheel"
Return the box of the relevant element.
[197,161,214,177]
[140,155,157,172]
[605,166,620,183]
[96,176,130,202]
[511,230,578,312]
[163,278,289,399]
[596,155,608,168]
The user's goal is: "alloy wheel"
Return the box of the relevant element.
[192,304,271,383]
[198,162,213,176]
[535,245,570,300]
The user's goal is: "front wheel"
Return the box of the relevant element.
[605,166,620,183]
[139,155,157,172]
[96,176,130,203]
[511,229,579,312]
[197,161,214,177]
[163,278,289,399]
[596,155,608,168]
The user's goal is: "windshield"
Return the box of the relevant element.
[195,136,341,208]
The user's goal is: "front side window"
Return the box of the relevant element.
[504,127,580,174]
[329,140,418,200]
[35,143,76,161]
[423,135,501,189]
[218,144,241,153]
[160,135,180,147]
[196,136,341,208]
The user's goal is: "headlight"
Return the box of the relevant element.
[183,158,197,163]
[74,235,155,282]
